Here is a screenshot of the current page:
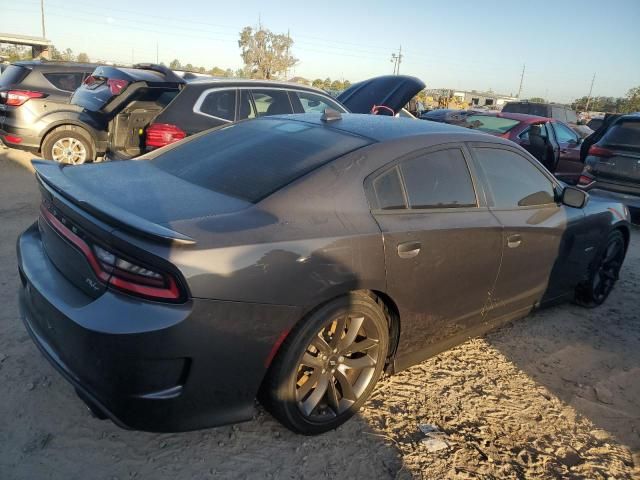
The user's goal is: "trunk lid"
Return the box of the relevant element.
[337,75,425,115]
[591,118,640,184]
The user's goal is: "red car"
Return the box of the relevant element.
[459,112,584,183]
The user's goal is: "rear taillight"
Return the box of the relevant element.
[146,123,186,148]
[40,204,183,302]
[83,75,98,86]
[588,145,614,158]
[577,174,595,187]
[107,78,129,95]
[1,90,46,106]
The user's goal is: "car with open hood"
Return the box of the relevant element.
[19,63,425,163]
[17,112,629,435]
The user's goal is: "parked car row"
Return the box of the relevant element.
[0,60,425,163]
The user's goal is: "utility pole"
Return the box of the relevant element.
[517,64,525,98]
[156,42,159,64]
[285,29,290,80]
[40,0,46,38]
[390,45,403,75]
[585,72,596,112]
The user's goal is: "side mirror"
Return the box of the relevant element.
[562,186,588,208]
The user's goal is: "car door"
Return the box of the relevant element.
[552,121,583,183]
[368,145,503,357]
[517,121,557,171]
[469,143,572,319]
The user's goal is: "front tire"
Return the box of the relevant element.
[575,229,626,307]
[41,125,96,164]
[262,293,389,435]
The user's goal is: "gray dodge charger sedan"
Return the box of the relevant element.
[17,112,630,434]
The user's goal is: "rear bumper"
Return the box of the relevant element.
[0,125,41,153]
[17,223,303,432]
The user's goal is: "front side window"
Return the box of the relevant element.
[199,89,236,121]
[518,122,550,142]
[552,122,579,143]
[251,89,293,116]
[473,147,556,208]
[294,91,344,113]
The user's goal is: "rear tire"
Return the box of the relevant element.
[262,292,389,435]
[41,125,96,164]
[575,230,626,307]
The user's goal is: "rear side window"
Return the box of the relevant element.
[198,89,236,121]
[474,147,555,208]
[372,167,405,209]
[400,149,476,209]
[552,122,579,143]
[43,72,85,92]
[148,119,371,202]
[293,91,344,113]
[603,120,640,148]
[0,65,29,87]
[251,89,293,116]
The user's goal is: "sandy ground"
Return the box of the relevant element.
[0,148,638,479]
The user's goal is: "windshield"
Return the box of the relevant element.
[148,118,371,202]
[464,115,520,134]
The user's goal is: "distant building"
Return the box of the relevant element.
[452,89,518,108]
[425,88,518,109]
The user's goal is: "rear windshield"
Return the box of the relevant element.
[503,103,549,117]
[602,120,640,148]
[464,115,520,134]
[0,65,30,88]
[147,118,372,202]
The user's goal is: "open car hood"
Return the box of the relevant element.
[337,75,425,115]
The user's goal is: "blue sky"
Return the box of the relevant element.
[1,0,639,102]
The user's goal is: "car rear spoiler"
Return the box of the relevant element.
[32,160,196,246]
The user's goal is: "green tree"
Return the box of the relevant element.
[343,80,351,89]
[528,97,545,103]
[76,52,90,62]
[322,77,332,90]
[330,80,344,91]
[312,78,324,89]
[184,63,194,72]
[621,86,640,113]
[224,68,234,77]
[169,59,181,70]
[62,48,75,61]
[235,68,246,78]
[209,66,226,76]
[238,26,297,79]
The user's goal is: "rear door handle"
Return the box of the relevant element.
[397,241,421,258]
[507,234,522,249]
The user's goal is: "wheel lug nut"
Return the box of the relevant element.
[338,356,344,362]
[333,348,337,353]
[321,355,327,360]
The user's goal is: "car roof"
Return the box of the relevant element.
[267,112,490,142]
[13,60,100,70]
[184,77,329,94]
[471,111,549,124]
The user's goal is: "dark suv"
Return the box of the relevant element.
[502,101,579,124]
[19,64,423,163]
[0,61,100,158]
[577,114,640,222]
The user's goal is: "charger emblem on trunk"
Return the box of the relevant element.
[85,278,100,291]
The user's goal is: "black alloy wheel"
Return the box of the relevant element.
[576,230,626,307]
[263,293,389,434]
